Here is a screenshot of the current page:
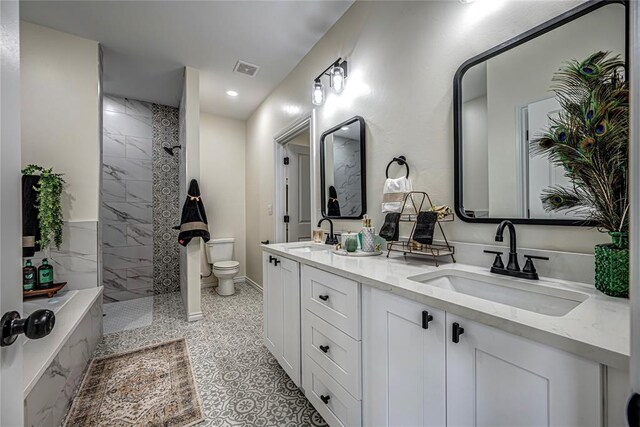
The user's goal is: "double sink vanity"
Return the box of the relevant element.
[262,240,629,427]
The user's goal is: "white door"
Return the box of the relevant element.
[263,253,282,358]
[446,314,601,427]
[526,98,584,219]
[285,144,311,242]
[279,257,300,386]
[363,287,446,427]
[0,1,25,425]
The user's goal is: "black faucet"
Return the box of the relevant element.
[484,220,549,280]
[495,220,519,272]
[317,218,339,245]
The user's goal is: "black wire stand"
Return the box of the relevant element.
[386,191,456,266]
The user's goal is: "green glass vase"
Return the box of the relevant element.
[594,232,629,298]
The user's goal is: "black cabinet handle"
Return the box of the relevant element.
[318,294,329,301]
[261,240,270,245]
[274,259,280,266]
[268,255,275,264]
[422,311,434,329]
[320,394,330,404]
[452,322,465,343]
[319,345,330,353]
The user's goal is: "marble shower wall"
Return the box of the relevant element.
[152,104,181,295]
[102,95,154,302]
[28,221,98,290]
[333,136,362,217]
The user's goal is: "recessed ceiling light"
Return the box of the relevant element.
[226,90,238,97]
[341,126,349,131]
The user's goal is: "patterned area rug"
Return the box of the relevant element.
[64,339,203,426]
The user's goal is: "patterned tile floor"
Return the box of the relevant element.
[93,283,326,426]
[103,296,153,334]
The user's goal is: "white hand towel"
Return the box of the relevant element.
[382,177,414,213]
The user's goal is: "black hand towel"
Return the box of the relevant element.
[22,175,41,257]
[413,211,437,245]
[177,179,210,247]
[379,213,401,242]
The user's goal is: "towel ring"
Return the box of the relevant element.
[385,156,409,178]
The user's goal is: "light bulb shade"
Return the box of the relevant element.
[312,80,325,105]
[330,65,345,93]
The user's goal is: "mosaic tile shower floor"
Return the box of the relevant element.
[87,283,326,427]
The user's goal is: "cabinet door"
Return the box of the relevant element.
[263,253,282,358]
[446,314,601,427]
[280,257,301,386]
[363,287,446,427]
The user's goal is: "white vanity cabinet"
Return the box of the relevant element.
[445,314,601,427]
[262,252,301,386]
[362,286,446,427]
[363,287,602,427]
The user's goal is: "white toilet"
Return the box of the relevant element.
[205,238,240,296]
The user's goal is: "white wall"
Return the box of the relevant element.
[199,112,246,284]
[486,3,625,217]
[246,0,613,286]
[20,22,100,222]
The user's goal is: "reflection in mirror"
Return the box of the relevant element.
[457,1,625,223]
[320,116,366,219]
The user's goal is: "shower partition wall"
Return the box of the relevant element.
[102,95,154,302]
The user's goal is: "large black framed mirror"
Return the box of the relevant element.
[454,0,628,225]
[320,116,366,219]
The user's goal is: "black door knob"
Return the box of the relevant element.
[1,309,55,347]
[274,259,280,266]
[269,255,276,264]
[320,394,331,404]
[319,345,330,353]
[318,295,329,301]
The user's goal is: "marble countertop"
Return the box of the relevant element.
[23,287,102,397]
[263,242,630,369]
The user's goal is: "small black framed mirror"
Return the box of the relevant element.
[320,116,366,219]
[453,0,628,225]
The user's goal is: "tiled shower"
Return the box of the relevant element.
[101,95,180,303]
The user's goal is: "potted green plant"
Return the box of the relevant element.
[532,51,629,297]
[22,164,66,252]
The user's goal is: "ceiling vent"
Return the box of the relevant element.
[233,60,260,78]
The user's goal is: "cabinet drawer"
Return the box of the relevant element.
[302,265,361,339]
[303,355,362,427]
[304,310,361,399]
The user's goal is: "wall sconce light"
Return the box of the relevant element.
[311,57,348,105]
[312,80,325,106]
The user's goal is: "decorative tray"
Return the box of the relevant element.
[23,282,67,299]
[332,249,383,257]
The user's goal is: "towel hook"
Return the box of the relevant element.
[385,156,409,178]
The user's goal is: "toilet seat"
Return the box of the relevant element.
[213,260,239,270]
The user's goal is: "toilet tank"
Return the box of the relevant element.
[205,238,235,264]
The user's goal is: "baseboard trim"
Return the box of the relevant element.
[244,276,262,292]
[188,312,203,322]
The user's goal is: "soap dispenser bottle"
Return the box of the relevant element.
[23,259,37,291]
[360,215,376,252]
[38,258,54,289]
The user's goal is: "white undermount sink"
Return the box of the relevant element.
[408,270,589,317]
[287,244,330,254]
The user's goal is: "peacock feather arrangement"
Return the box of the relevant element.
[531,51,629,235]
